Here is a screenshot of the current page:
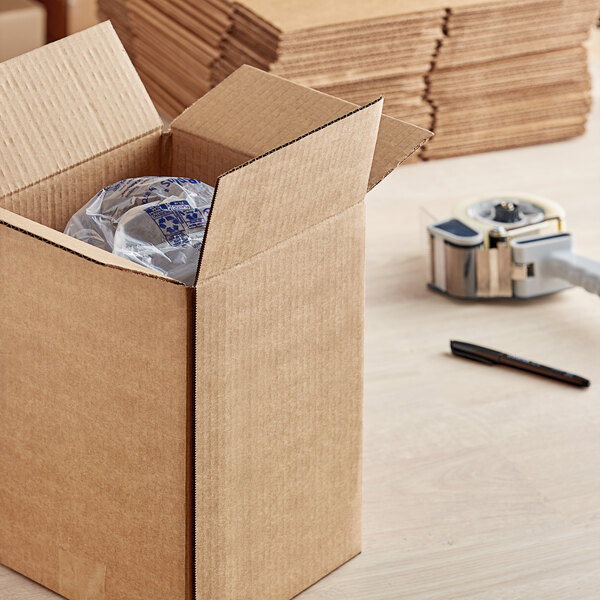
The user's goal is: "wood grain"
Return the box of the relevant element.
[2,45,599,600]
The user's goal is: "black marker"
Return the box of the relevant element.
[450,340,590,388]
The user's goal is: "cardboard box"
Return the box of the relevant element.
[0,0,45,62]
[0,22,431,600]
[39,0,97,41]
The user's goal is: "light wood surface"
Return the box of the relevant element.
[2,51,600,600]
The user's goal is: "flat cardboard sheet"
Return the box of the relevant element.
[239,0,448,32]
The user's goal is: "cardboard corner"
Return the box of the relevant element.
[369,116,433,191]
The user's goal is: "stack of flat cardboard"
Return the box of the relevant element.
[97,0,600,158]
[97,0,135,58]
[422,0,599,158]
[98,0,233,116]
[213,3,447,131]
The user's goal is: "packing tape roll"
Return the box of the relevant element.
[452,193,565,244]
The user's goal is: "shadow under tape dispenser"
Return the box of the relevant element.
[427,193,600,300]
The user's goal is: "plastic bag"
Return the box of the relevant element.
[64,177,214,285]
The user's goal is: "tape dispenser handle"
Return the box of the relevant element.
[547,251,600,297]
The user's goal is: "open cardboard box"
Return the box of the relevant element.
[0,22,431,600]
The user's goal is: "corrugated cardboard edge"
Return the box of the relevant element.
[186,286,197,600]
[370,114,432,190]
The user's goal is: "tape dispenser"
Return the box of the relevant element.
[427,193,600,300]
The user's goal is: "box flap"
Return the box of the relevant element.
[194,97,383,282]
[171,65,431,193]
[0,207,180,282]
[369,112,432,189]
[0,21,162,201]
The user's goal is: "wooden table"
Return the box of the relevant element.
[300,61,600,599]
[3,63,599,600]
